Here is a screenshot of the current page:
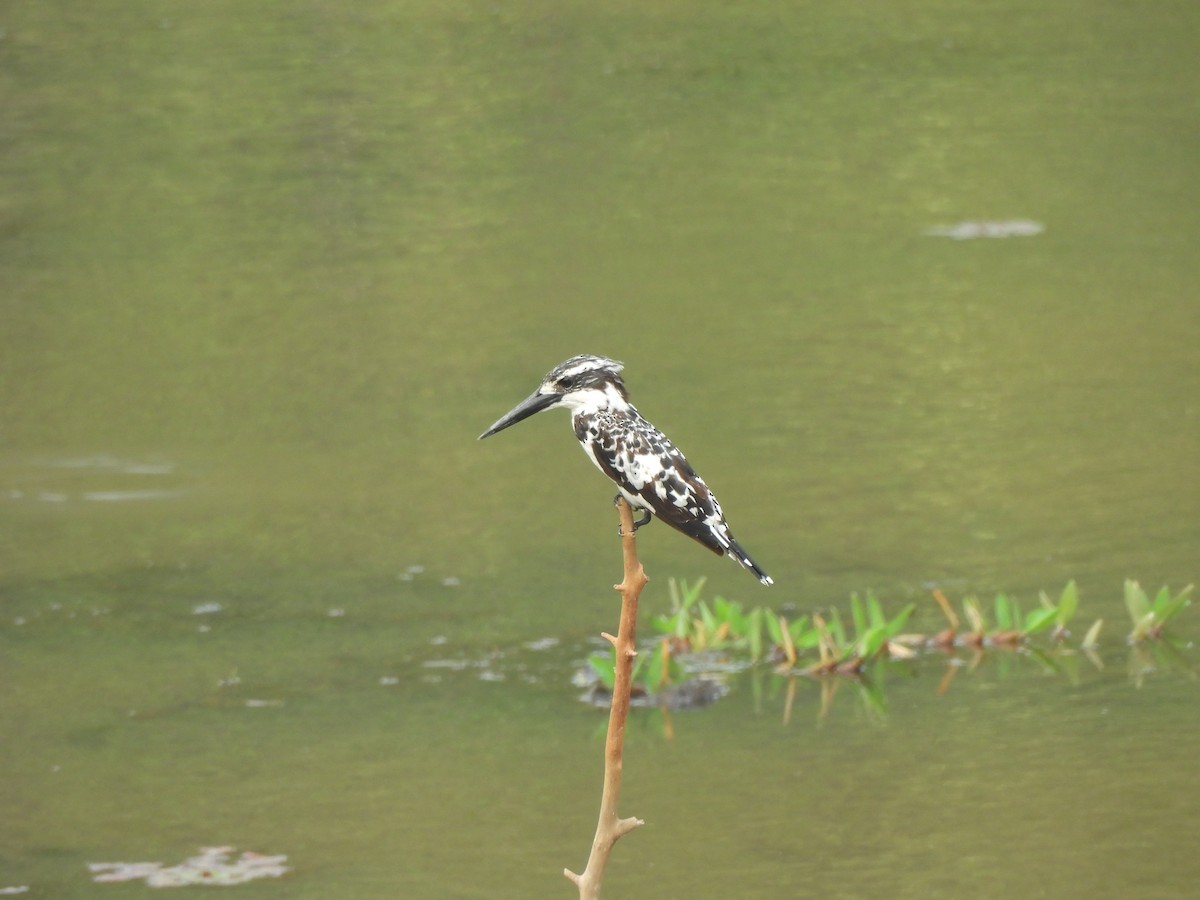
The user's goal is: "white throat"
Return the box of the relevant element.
[556,382,629,418]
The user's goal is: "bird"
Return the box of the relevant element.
[479,354,772,585]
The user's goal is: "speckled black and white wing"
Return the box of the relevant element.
[572,408,773,585]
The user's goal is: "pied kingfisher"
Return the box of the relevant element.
[479,354,773,585]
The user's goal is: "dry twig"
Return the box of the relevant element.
[564,498,647,898]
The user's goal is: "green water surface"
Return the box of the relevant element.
[2,2,1198,897]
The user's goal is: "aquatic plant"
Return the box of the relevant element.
[587,639,684,695]
[928,581,1083,649]
[1044,579,1080,641]
[1125,580,1193,642]
[570,576,1196,736]
[635,577,1192,683]
[958,591,1056,646]
[649,577,761,654]
[763,610,812,667]
[568,577,1195,731]
[842,592,915,666]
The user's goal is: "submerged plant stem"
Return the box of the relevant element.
[565,498,646,898]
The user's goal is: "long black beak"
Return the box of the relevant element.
[478,391,561,439]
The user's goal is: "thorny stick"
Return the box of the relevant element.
[564,498,647,898]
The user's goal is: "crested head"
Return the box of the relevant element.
[478,354,632,439]
[537,354,631,415]
[539,355,625,393]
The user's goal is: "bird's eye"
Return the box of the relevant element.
[556,376,572,389]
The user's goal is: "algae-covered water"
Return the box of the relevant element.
[2,2,1198,897]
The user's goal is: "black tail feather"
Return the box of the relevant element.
[726,539,773,586]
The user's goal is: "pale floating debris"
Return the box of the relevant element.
[379,675,400,686]
[398,564,426,582]
[121,462,175,475]
[0,886,29,895]
[40,456,173,474]
[326,608,345,617]
[92,862,160,883]
[37,492,68,503]
[13,617,25,626]
[441,576,460,587]
[196,624,211,633]
[478,670,505,682]
[89,846,289,887]
[422,658,472,670]
[429,634,448,646]
[82,489,184,502]
[244,699,283,708]
[193,602,223,615]
[523,637,560,652]
[923,219,1045,240]
[42,455,126,470]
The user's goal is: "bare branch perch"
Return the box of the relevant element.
[564,498,647,898]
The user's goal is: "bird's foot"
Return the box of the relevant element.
[613,495,653,535]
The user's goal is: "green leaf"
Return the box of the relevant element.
[674,610,691,639]
[867,592,886,628]
[666,654,685,686]
[588,652,616,690]
[649,614,675,635]
[855,677,888,719]
[857,625,887,659]
[764,611,784,645]
[1151,586,1171,613]
[885,604,915,637]
[1153,584,1193,622]
[1125,580,1151,626]
[645,645,680,692]
[994,594,1012,630]
[717,597,746,636]
[1021,607,1058,635]
[654,603,687,639]
[850,593,867,637]
[794,622,821,650]
[630,650,648,684]
[747,607,764,662]
[828,608,847,648]
[1057,580,1078,626]
[713,595,733,622]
